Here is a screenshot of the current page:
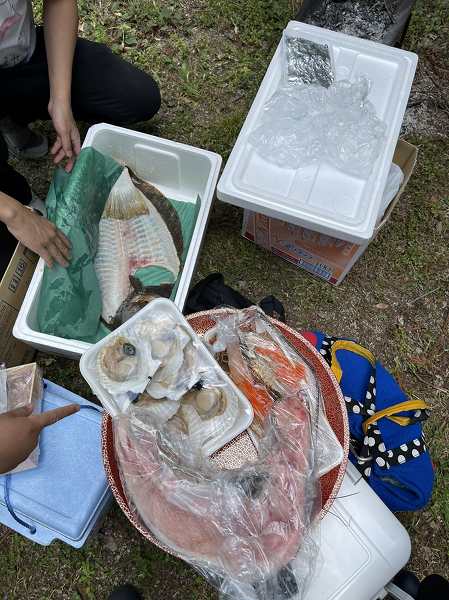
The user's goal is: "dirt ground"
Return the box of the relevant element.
[1,0,448,598]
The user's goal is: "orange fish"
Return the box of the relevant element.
[226,338,273,420]
[255,344,307,390]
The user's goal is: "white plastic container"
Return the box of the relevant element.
[303,461,411,600]
[13,124,222,358]
[80,298,254,456]
[217,21,417,244]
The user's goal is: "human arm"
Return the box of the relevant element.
[0,403,80,474]
[0,191,71,268]
[43,0,80,172]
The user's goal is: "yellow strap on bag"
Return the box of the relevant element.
[329,340,376,383]
[362,399,430,434]
[328,340,430,431]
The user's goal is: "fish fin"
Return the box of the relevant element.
[129,276,172,298]
[100,316,115,331]
[142,284,173,298]
[129,171,184,258]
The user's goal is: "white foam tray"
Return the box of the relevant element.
[80,298,254,455]
[13,124,222,358]
[217,22,417,244]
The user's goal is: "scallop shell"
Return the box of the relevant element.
[133,393,180,423]
[134,317,178,361]
[179,386,240,449]
[96,333,160,396]
[146,327,194,401]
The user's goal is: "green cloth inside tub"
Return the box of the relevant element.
[37,147,201,343]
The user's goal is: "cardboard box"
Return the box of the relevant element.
[0,244,38,366]
[242,140,418,285]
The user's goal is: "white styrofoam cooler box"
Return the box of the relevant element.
[13,124,222,358]
[217,21,418,244]
[302,462,411,600]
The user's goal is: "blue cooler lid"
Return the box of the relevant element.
[0,380,112,547]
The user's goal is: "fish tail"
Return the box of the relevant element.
[103,168,149,220]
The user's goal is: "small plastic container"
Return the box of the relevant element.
[13,124,222,359]
[80,298,254,456]
[217,21,418,245]
[0,380,111,547]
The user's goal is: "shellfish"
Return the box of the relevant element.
[178,385,239,450]
[96,334,160,396]
[98,336,138,383]
[133,392,180,424]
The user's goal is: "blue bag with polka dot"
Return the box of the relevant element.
[304,331,434,512]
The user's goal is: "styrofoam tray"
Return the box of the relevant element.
[80,298,254,456]
[217,21,417,244]
[13,124,222,358]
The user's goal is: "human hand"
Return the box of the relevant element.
[0,403,80,474]
[48,99,81,173]
[5,204,71,268]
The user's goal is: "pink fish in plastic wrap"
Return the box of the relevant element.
[114,393,317,589]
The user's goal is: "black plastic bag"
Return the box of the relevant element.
[295,0,416,47]
[184,273,286,322]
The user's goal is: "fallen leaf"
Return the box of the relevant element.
[375,303,389,310]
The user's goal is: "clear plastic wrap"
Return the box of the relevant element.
[208,308,343,477]
[0,363,44,474]
[378,162,404,221]
[114,385,319,599]
[113,307,335,599]
[249,75,387,177]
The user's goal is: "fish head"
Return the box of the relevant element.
[111,279,174,328]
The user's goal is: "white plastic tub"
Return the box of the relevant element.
[80,298,254,455]
[13,124,222,358]
[217,21,417,244]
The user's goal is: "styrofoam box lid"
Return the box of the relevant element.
[80,298,254,456]
[217,21,418,244]
[0,381,111,546]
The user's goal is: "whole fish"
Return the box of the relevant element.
[95,168,183,328]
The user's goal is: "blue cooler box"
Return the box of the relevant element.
[0,380,112,547]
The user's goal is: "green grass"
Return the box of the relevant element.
[2,0,449,597]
